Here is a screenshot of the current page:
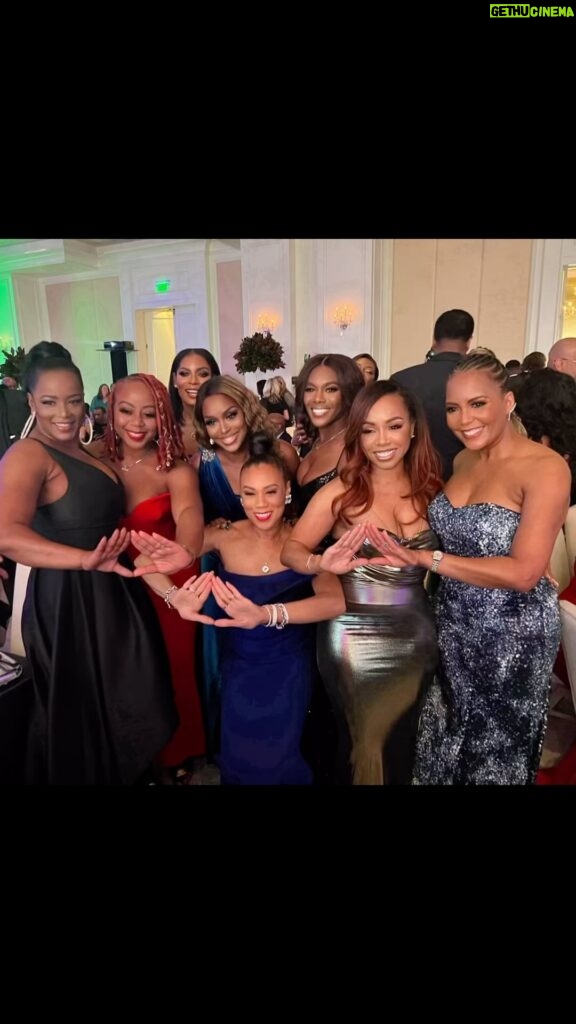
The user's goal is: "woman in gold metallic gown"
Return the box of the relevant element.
[281,381,443,785]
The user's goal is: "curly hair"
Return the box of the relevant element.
[334,380,443,526]
[168,348,221,425]
[192,375,274,450]
[294,354,364,442]
[106,373,185,471]
[515,368,576,501]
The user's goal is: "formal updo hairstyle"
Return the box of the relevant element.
[241,430,290,481]
[22,341,82,395]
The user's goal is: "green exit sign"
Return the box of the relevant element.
[155,279,172,294]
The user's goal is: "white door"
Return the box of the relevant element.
[136,308,176,387]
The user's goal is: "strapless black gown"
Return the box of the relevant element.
[22,444,178,785]
[414,493,561,785]
[317,529,439,784]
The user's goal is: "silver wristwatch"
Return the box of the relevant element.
[430,550,444,574]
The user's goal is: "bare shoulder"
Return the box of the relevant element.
[167,459,197,482]
[520,438,571,484]
[1,437,50,469]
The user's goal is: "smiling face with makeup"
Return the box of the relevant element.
[303,364,344,431]
[240,462,289,533]
[445,368,515,452]
[28,367,85,448]
[360,393,414,471]
[112,379,158,453]
[173,353,214,410]
[202,393,248,454]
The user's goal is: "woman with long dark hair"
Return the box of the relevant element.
[168,348,221,457]
[282,380,443,784]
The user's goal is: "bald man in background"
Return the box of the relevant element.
[547,337,576,379]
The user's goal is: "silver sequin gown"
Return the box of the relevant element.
[317,529,439,785]
[414,493,561,785]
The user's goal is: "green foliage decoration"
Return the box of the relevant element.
[233,332,285,375]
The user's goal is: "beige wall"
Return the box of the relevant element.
[45,277,124,400]
[389,239,533,373]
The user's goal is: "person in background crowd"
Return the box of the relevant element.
[90,383,110,413]
[520,351,546,372]
[505,358,522,373]
[391,308,474,480]
[515,367,576,505]
[0,344,177,784]
[260,398,292,444]
[372,351,571,786]
[168,348,221,458]
[353,353,379,385]
[547,337,576,380]
[1,375,18,390]
[91,405,108,439]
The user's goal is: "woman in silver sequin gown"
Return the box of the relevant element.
[282,380,444,785]
[372,353,571,785]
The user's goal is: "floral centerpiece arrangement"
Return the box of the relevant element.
[233,332,285,374]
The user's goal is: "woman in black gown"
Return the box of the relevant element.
[0,347,177,784]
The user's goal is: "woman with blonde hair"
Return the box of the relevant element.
[371,352,571,785]
[263,376,295,423]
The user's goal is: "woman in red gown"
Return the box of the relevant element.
[105,373,206,783]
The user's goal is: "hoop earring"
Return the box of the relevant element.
[285,493,292,505]
[80,415,94,446]
[20,413,36,439]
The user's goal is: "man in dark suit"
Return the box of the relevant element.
[391,309,474,480]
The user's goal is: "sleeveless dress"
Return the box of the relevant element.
[22,444,178,785]
[317,529,439,785]
[414,493,561,785]
[198,447,246,757]
[217,567,316,785]
[120,492,206,765]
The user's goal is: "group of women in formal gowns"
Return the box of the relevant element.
[3,344,569,786]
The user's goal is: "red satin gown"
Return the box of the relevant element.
[121,492,206,765]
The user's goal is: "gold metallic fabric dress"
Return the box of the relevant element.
[317,529,439,785]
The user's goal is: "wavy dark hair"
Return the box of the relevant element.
[168,348,221,425]
[294,353,364,441]
[334,380,443,526]
[515,368,576,502]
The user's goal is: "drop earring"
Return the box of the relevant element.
[20,413,36,439]
[285,493,292,505]
[210,437,215,446]
[80,415,94,446]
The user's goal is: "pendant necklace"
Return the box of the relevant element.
[261,562,270,574]
[312,427,346,450]
[121,457,146,472]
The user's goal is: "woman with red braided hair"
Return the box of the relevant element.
[105,373,209,784]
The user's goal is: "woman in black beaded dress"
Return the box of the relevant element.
[371,352,571,785]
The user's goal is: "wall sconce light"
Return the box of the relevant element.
[256,313,277,335]
[334,305,353,335]
[563,286,576,320]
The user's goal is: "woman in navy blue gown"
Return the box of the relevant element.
[134,433,345,785]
